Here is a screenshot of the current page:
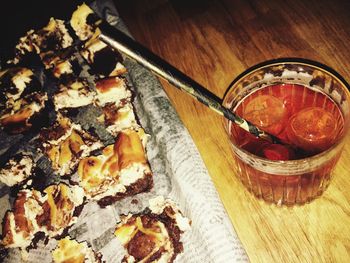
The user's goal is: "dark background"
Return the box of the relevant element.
[0,1,86,61]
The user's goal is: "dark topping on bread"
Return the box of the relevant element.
[70,3,100,41]
[114,198,190,263]
[89,46,123,77]
[80,29,126,78]
[128,231,156,261]
[1,184,84,249]
[0,68,42,106]
[0,92,48,134]
[40,116,103,176]
[97,175,153,208]
[11,18,73,65]
[0,153,34,187]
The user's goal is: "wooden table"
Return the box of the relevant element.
[115,0,350,262]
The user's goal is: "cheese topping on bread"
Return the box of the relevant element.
[95,77,131,107]
[52,237,102,263]
[0,154,34,186]
[54,78,95,110]
[40,116,103,176]
[1,184,84,249]
[77,128,151,202]
[13,18,73,64]
[0,67,41,108]
[0,92,48,134]
[102,102,140,136]
[114,197,190,263]
[70,3,100,41]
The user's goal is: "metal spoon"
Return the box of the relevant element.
[98,23,282,144]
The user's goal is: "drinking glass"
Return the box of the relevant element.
[222,58,350,206]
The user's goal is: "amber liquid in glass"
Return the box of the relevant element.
[230,84,344,205]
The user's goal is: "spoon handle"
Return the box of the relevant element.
[98,23,279,143]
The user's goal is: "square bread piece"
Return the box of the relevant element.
[0,67,46,134]
[70,3,101,41]
[40,115,103,176]
[80,28,127,78]
[39,48,74,70]
[39,48,83,81]
[53,78,96,110]
[94,76,131,107]
[0,92,48,134]
[0,67,42,107]
[101,102,140,137]
[51,57,82,79]
[52,237,102,263]
[1,183,85,249]
[12,18,73,64]
[0,154,34,187]
[114,196,191,263]
[77,128,153,207]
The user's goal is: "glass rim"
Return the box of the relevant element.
[223,57,350,99]
[222,57,350,170]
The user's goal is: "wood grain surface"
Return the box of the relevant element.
[114,0,350,262]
